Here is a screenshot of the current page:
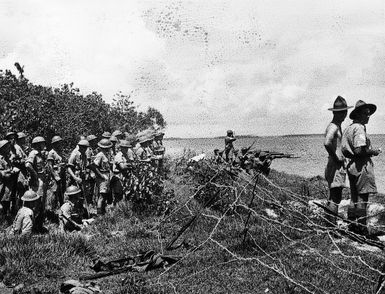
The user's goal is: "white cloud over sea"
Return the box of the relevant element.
[0,0,384,138]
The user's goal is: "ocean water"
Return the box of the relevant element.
[164,134,385,193]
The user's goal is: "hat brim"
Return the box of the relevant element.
[349,104,377,119]
[327,106,353,111]
[98,143,113,149]
[21,195,41,202]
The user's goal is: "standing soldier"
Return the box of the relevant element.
[86,134,98,205]
[110,136,118,156]
[46,136,65,218]
[136,134,154,163]
[153,130,166,174]
[93,139,113,215]
[15,132,29,211]
[5,132,25,214]
[111,140,134,205]
[67,139,90,208]
[324,96,352,226]
[225,130,236,162]
[342,100,381,236]
[0,140,18,219]
[26,136,47,232]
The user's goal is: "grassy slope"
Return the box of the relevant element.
[1,166,385,294]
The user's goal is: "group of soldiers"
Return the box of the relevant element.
[212,129,294,175]
[324,96,381,237]
[0,128,166,235]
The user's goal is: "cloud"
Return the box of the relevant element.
[0,0,384,137]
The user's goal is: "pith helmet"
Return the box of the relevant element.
[87,134,97,142]
[138,135,152,144]
[32,136,45,144]
[64,185,81,197]
[155,130,165,138]
[78,139,90,147]
[5,131,17,139]
[51,135,63,144]
[17,132,27,139]
[102,131,111,139]
[0,140,9,150]
[98,138,113,149]
[227,130,233,135]
[112,130,122,137]
[119,140,131,148]
[21,190,40,202]
[110,135,118,143]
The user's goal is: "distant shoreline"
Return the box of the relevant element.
[164,133,385,140]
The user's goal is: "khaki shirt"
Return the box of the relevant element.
[26,149,46,174]
[12,207,34,235]
[0,154,14,202]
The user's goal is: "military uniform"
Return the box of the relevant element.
[67,148,90,191]
[0,154,14,213]
[26,149,46,200]
[11,207,34,235]
[46,148,65,211]
[342,123,377,194]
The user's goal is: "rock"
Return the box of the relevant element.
[265,208,278,218]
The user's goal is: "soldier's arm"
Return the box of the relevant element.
[352,127,381,157]
[324,124,343,163]
[12,212,23,235]
[67,153,82,183]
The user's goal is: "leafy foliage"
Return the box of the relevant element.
[0,70,166,148]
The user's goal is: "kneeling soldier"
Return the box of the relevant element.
[59,186,83,232]
[11,190,41,236]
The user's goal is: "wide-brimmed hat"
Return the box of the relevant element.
[64,185,82,197]
[102,131,111,139]
[98,138,113,149]
[87,134,97,142]
[112,130,122,137]
[349,100,377,120]
[17,132,27,139]
[31,136,45,145]
[51,135,63,144]
[110,135,118,143]
[78,139,90,147]
[0,140,10,150]
[328,96,353,112]
[119,140,131,148]
[21,190,41,202]
[5,132,17,139]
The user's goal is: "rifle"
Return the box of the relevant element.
[243,140,257,154]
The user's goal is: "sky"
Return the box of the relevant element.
[0,0,384,138]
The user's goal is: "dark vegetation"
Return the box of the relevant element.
[0,70,165,149]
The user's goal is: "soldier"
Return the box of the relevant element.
[224,130,236,162]
[213,149,224,164]
[93,139,113,215]
[102,131,111,139]
[86,134,98,205]
[112,130,123,142]
[6,132,22,214]
[15,132,29,211]
[11,190,41,236]
[67,139,91,208]
[324,96,352,226]
[0,140,18,219]
[26,136,47,232]
[136,134,154,163]
[46,136,65,217]
[110,135,118,156]
[254,151,272,176]
[342,100,381,235]
[111,140,134,205]
[59,186,84,232]
[16,132,29,155]
[153,130,166,174]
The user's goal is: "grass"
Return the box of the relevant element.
[1,159,385,293]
